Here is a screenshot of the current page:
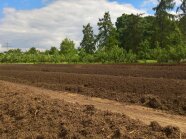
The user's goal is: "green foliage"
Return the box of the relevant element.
[1,49,22,63]
[60,38,76,55]
[179,16,186,43]
[80,23,95,54]
[97,12,118,50]
[27,47,38,54]
[78,48,94,63]
[116,14,145,52]
[168,45,186,63]
[153,0,175,16]
[49,46,59,55]
[125,50,137,63]
[152,0,183,48]
[107,46,126,63]
[138,40,151,60]
[60,38,79,63]
[94,50,108,63]
[152,47,170,63]
[64,53,79,63]
[151,45,186,63]
[1,3,186,64]
[94,46,137,63]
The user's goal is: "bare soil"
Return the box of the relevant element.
[0,80,185,139]
[0,64,186,115]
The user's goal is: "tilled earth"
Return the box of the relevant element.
[0,80,185,139]
[0,64,186,115]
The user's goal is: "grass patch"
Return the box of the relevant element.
[137,60,158,64]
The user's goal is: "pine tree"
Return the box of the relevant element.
[177,0,186,43]
[177,0,186,15]
[96,12,118,50]
[153,0,178,48]
[80,23,95,54]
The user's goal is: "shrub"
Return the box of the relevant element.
[107,46,126,63]
[152,47,169,63]
[138,40,151,60]
[125,50,137,63]
[168,45,186,63]
[94,50,108,63]
[78,48,95,63]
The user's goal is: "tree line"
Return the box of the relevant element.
[0,0,186,64]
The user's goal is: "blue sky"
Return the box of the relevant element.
[0,0,181,51]
[0,0,143,9]
[0,0,153,17]
[112,0,143,8]
[0,0,44,17]
[0,0,157,51]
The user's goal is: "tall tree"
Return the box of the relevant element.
[97,12,118,49]
[80,23,95,54]
[177,0,186,43]
[116,14,152,52]
[153,0,175,36]
[177,0,186,15]
[49,46,59,55]
[6,49,22,54]
[179,16,186,43]
[153,0,182,48]
[27,47,38,54]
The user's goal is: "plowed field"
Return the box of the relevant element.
[1,80,185,139]
[0,64,186,115]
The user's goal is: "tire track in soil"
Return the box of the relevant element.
[1,80,186,133]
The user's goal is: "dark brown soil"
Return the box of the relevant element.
[0,81,185,139]
[0,64,186,115]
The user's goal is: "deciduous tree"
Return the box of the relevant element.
[60,38,76,55]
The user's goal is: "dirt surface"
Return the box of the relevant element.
[1,64,186,80]
[0,80,185,139]
[0,64,186,115]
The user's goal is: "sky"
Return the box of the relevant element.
[0,0,181,52]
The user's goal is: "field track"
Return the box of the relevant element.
[2,80,186,132]
[0,80,186,138]
[0,64,186,115]
[2,80,186,138]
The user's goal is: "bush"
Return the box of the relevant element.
[82,54,95,63]
[1,44,184,64]
[94,46,137,63]
[168,45,186,63]
[138,40,151,60]
[107,46,126,63]
[151,47,169,63]
[152,45,186,63]
[65,53,80,63]
[94,50,108,63]
[78,48,95,63]
[125,50,137,63]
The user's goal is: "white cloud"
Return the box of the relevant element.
[0,44,7,52]
[142,0,182,15]
[175,0,182,6]
[0,44,2,52]
[142,0,157,6]
[142,0,182,7]
[0,0,145,51]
